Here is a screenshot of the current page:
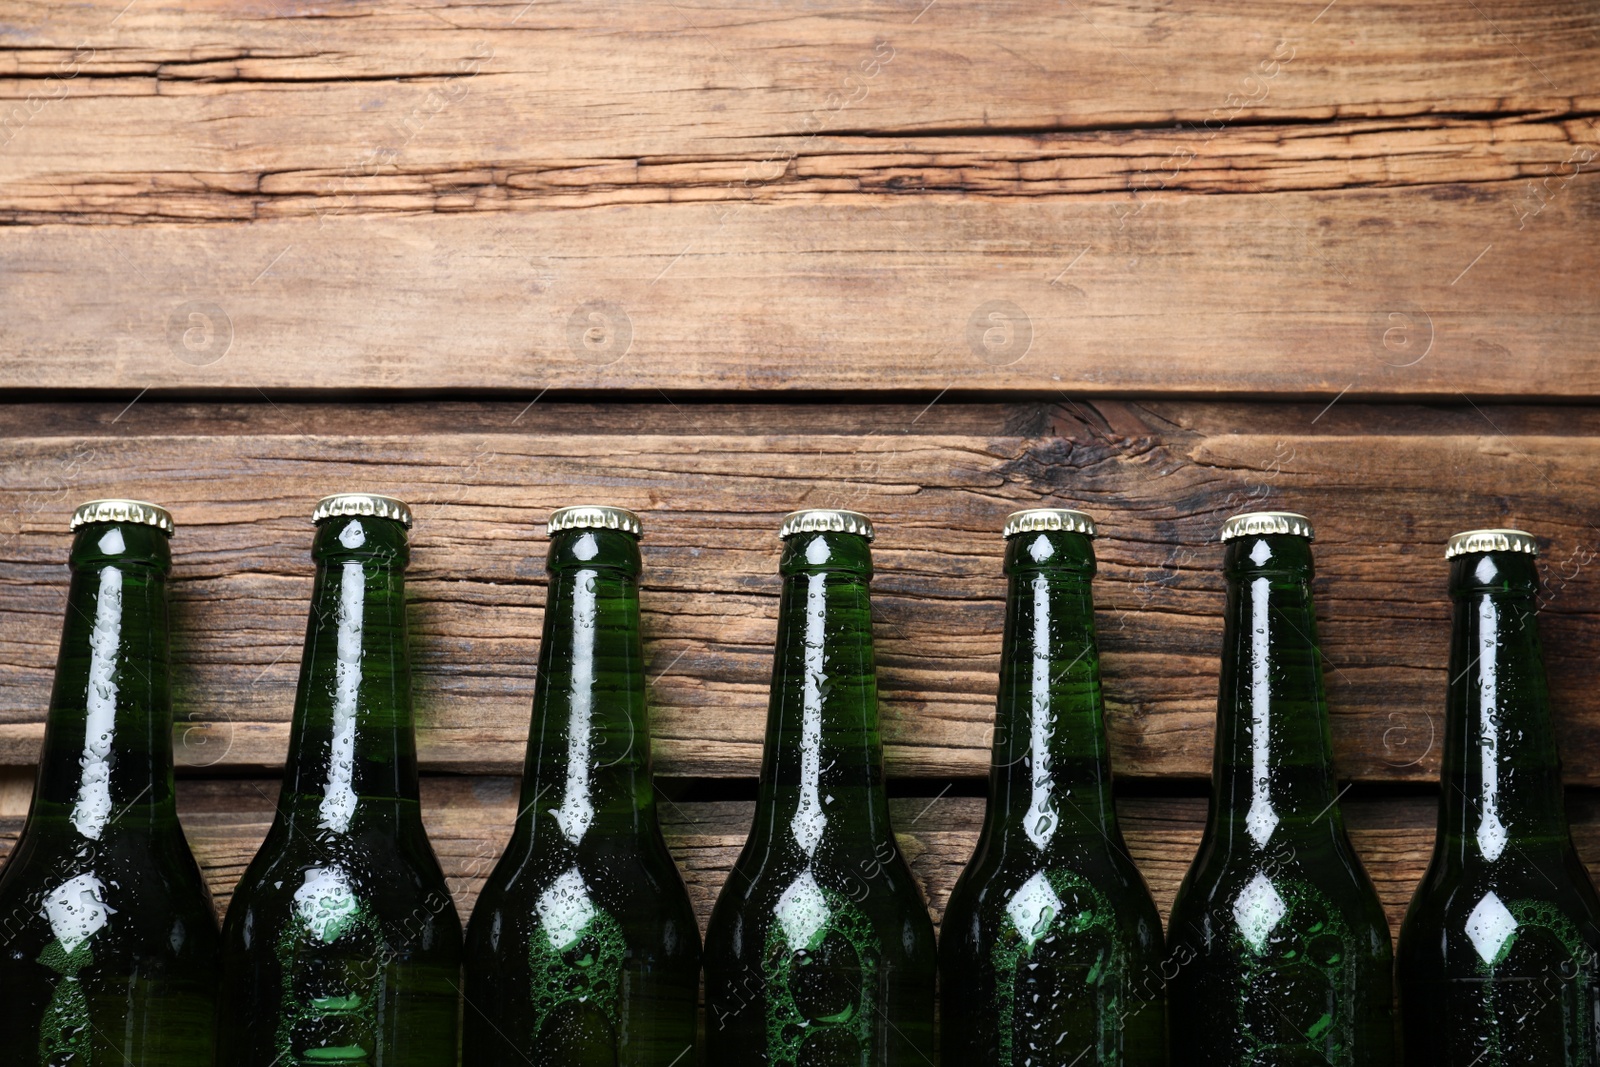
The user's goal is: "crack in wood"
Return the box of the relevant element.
[3,112,1594,223]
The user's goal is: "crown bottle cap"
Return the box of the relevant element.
[1003,508,1096,539]
[548,505,643,538]
[70,499,174,535]
[778,509,875,542]
[312,493,413,528]
[1445,528,1538,559]
[1220,511,1314,543]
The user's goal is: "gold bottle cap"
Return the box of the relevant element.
[1446,528,1538,559]
[548,505,643,538]
[312,493,413,528]
[1220,511,1314,543]
[779,508,875,542]
[70,499,174,535]
[1003,508,1096,539]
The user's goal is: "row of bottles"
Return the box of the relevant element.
[0,496,1595,1065]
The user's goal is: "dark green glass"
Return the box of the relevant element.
[463,510,700,1066]
[0,505,219,1066]
[703,512,937,1065]
[1167,515,1394,1066]
[217,498,462,1067]
[1397,534,1600,1065]
[941,515,1167,1066]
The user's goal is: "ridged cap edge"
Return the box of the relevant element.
[548,505,643,538]
[1003,508,1096,539]
[779,508,875,542]
[70,499,174,535]
[1220,511,1314,543]
[312,493,413,528]
[1446,528,1538,560]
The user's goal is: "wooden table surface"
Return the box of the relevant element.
[2,0,1598,945]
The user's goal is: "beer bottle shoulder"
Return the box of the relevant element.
[1171,800,1394,958]
[1180,805,1381,880]
[233,824,454,895]
[466,835,698,956]
[712,834,932,946]
[944,847,1163,953]
[472,817,692,919]
[224,847,461,954]
[226,798,458,927]
[1170,833,1391,950]
[939,857,1166,1029]
[0,820,219,972]
[1399,846,1600,971]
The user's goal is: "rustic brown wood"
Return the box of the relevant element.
[0,5,1591,1037]
[5,116,1595,219]
[3,773,1598,942]
[0,1,1595,396]
[2,0,1594,201]
[2,399,1598,784]
[3,184,1596,397]
[6,1,1594,167]
[0,400,1043,440]
[6,398,1600,441]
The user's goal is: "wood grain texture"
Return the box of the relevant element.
[1,399,1597,785]
[4,774,1600,942]
[5,1,1594,164]
[5,116,1596,218]
[3,185,1596,397]
[0,1,1595,396]
[1,0,1594,198]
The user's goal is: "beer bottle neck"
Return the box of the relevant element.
[1439,550,1568,860]
[32,522,177,837]
[987,530,1117,852]
[521,528,656,841]
[758,531,893,847]
[1213,534,1339,848]
[281,515,419,831]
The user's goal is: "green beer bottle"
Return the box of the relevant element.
[1167,512,1394,1065]
[941,509,1167,1066]
[1397,529,1600,1065]
[462,506,700,1066]
[0,500,219,1066]
[703,509,937,1065]
[217,494,462,1067]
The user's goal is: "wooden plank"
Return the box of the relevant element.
[1,1,1594,396]
[1,0,1592,183]
[1,400,1598,784]
[4,774,1600,941]
[0,400,1038,440]
[5,398,1600,441]
[5,116,1594,220]
[2,177,1598,396]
